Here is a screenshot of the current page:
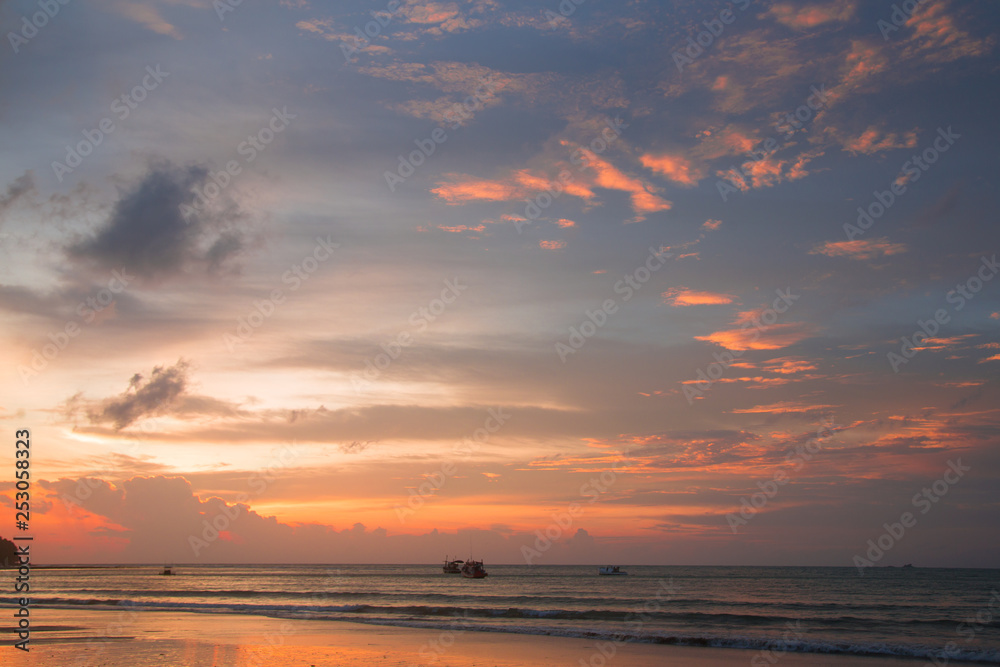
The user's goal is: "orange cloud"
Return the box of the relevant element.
[539,240,566,250]
[902,2,996,63]
[719,155,798,192]
[555,219,576,228]
[842,126,919,155]
[761,357,818,375]
[399,2,461,24]
[662,288,737,307]
[437,224,485,233]
[732,401,839,414]
[768,0,856,28]
[578,149,671,218]
[696,323,815,351]
[431,175,525,203]
[702,219,722,230]
[811,238,908,260]
[640,153,703,186]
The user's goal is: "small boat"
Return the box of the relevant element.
[461,559,488,578]
[160,566,175,576]
[599,566,627,575]
[443,556,464,574]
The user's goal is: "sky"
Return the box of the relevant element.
[0,0,998,567]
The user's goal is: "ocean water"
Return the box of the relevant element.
[14,564,1000,663]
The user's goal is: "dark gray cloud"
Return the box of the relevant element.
[93,360,191,430]
[0,170,35,220]
[68,163,250,280]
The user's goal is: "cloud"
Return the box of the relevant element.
[110,1,183,39]
[90,360,191,430]
[702,219,722,231]
[839,126,919,155]
[575,149,671,219]
[811,238,908,260]
[696,323,815,351]
[732,401,839,414]
[662,288,737,307]
[767,1,856,29]
[539,240,566,250]
[640,153,703,186]
[0,171,36,219]
[900,2,996,64]
[431,171,535,203]
[432,152,668,219]
[67,163,251,280]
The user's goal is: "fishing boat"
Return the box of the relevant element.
[598,566,627,575]
[443,556,464,574]
[160,566,175,576]
[461,559,488,578]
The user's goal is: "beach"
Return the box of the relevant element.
[5,608,942,667]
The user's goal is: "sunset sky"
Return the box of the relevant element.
[1,0,998,567]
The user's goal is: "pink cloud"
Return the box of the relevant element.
[768,1,857,29]
[842,126,919,155]
[539,240,566,250]
[662,288,737,306]
[640,153,703,186]
[811,238,908,260]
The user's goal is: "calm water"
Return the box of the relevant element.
[12,564,1000,662]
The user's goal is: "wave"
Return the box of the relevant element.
[28,597,1000,664]
[27,595,969,630]
[46,588,954,614]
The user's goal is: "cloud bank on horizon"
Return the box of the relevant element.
[0,0,998,566]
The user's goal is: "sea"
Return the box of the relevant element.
[18,564,1000,663]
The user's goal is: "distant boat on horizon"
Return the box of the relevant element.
[599,566,627,575]
[160,566,175,576]
[461,559,488,578]
[442,556,464,574]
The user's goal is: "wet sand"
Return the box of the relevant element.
[4,608,935,666]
